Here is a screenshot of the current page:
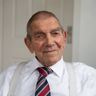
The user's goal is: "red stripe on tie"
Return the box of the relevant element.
[38,75,41,80]
[37,68,47,76]
[38,84,50,96]
[48,67,52,73]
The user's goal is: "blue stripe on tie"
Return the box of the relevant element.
[36,79,48,95]
[46,91,51,96]
[42,67,50,74]
[37,75,45,86]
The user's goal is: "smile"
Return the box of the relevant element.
[43,50,57,53]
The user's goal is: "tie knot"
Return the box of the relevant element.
[37,67,53,77]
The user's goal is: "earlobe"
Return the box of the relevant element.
[24,38,34,53]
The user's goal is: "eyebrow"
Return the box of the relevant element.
[33,27,62,36]
[33,31,45,36]
[50,27,62,33]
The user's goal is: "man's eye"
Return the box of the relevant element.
[37,35,42,38]
[53,32,58,35]
[54,33,58,34]
[35,34,44,40]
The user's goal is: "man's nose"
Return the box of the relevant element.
[45,35,54,47]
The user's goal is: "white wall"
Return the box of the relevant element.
[72,0,96,68]
[0,0,3,73]
[63,0,74,62]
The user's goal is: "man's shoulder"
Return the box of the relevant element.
[0,61,33,93]
[0,61,32,78]
[0,61,32,83]
[65,62,96,77]
[6,61,32,73]
[71,62,96,78]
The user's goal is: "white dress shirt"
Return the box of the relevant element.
[0,57,96,96]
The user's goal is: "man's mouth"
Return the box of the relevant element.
[43,50,57,53]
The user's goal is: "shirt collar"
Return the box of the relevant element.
[29,56,43,74]
[30,56,66,79]
[49,57,66,78]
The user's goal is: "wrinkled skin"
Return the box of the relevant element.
[25,17,67,67]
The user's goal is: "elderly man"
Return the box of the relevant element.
[0,11,96,96]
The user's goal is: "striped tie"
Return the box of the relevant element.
[35,67,53,96]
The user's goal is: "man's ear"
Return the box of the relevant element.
[63,30,67,48]
[24,38,34,53]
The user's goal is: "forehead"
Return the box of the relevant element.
[30,17,61,32]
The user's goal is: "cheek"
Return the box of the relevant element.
[56,37,64,48]
[33,41,43,52]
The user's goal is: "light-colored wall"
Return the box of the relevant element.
[0,0,3,73]
[63,0,74,62]
[72,0,96,68]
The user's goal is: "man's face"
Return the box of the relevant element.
[28,17,66,67]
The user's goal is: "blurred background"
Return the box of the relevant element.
[0,0,96,73]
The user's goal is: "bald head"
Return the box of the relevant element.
[26,11,62,41]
